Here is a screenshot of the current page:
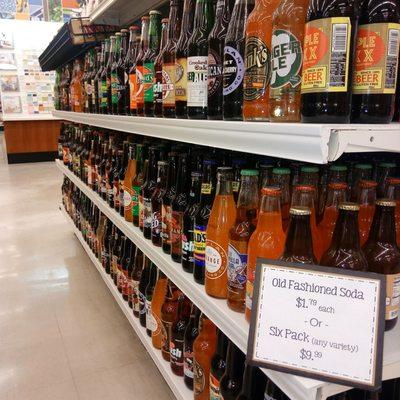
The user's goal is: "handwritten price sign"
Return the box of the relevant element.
[247,260,386,390]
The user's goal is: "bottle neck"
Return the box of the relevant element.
[168,0,183,41]
[193,0,215,32]
[237,176,259,209]
[148,16,161,52]
[217,177,233,196]
[283,215,314,260]
[189,176,202,204]
[369,205,397,244]
[331,209,361,249]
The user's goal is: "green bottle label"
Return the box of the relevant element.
[111,72,118,105]
[143,62,155,102]
[132,185,140,217]
[101,80,107,107]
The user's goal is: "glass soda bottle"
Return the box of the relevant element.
[209,329,229,399]
[281,206,317,264]
[222,0,255,120]
[151,161,168,246]
[385,177,400,247]
[184,304,201,390]
[175,0,197,118]
[143,10,162,117]
[363,199,400,331]
[245,187,285,322]
[271,167,291,231]
[207,0,234,120]
[138,256,151,327]
[318,182,348,254]
[145,262,158,337]
[124,25,140,115]
[376,162,397,198]
[131,246,144,318]
[320,202,368,271]
[151,271,168,349]
[123,144,137,222]
[242,0,281,121]
[300,0,358,122]
[227,170,259,313]
[351,163,373,201]
[268,0,309,121]
[193,314,217,400]
[357,180,377,247]
[187,0,215,119]
[205,167,237,298]
[132,144,145,227]
[351,0,400,123]
[162,0,184,118]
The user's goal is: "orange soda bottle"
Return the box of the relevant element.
[242,0,281,120]
[227,170,259,313]
[291,185,323,261]
[357,180,377,247]
[385,177,400,247]
[151,271,168,349]
[269,0,309,122]
[245,187,285,322]
[271,167,291,231]
[318,182,348,254]
[205,168,237,298]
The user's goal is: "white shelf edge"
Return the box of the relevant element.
[60,206,192,400]
[56,159,400,400]
[53,110,400,164]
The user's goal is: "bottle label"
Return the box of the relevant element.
[162,63,175,105]
[139,195,144,228]
[194,224,207,267]
[184,349,194,379]
[187,56,208,107]
[223,45,245,95]
[139,291,146,315]
[101,79,108,107]
[153,312,162,337]
[232,180,240,194]
[170,338,184,367]
[136,66,144,103]
[86,81,93,96]
[123,187,133,208]
[208,48,223,97]
[152,210,162,238]
[143,197,152,229]
[129,72,137,110]
[246,280,254,313]
[270,29,303,98]
[101,250,109,269]
[205,239,227,279]
[353,22,400,94]
[201,183,212,194]
[132,186,140,218]
[228,242,248,290]
[161,204,172,245]
[143,62,155,102]
[301,17,351,93]
[182,230,194,263]
[146,299,157,331]
[244,36,271,101]
[209,372,221,400]
[386,273,400,320]
[193,359,205,395]
[171,211,183,255]
[111,72,123,104]
[161,320,172,354]
[175,57,187,101]
[132,280,139,312]
[154,70,163,105]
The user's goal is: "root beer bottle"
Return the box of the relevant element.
[351,0,400,123]
[300,0,358,123]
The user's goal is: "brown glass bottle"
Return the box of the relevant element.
[152,161,168,246]
[124,25,140,116]
[209,329,229,399]
[170,295,192,376]
[219,341,246,400]
[175,0,197,118]
[193,314,217,400]
[151,271,168,349]
[320,203,368,271]
[281,206,317,264]
[162,0,184,118]
[136,17,150,116]
[161,281,181,361]
[132,144,145,227]
[145,262,158,337]
[363,199,400,331]
[154,18,169,117]
[184,304,201,390]
[131,246,144,318]
[138,256,151,327]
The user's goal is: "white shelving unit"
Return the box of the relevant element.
[53,111,400,164]
[60,206,192,400]
[56,159,400,400]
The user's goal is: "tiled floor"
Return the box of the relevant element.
[0,136,174,400]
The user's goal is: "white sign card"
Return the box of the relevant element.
[247,260,386,390]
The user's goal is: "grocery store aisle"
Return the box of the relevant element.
[0,140,174,399]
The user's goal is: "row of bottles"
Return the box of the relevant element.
[54,0,400,123]
[59,122,400,331]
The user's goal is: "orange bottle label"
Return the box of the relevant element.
[301,17,351,93]
[136,66,144,103]
[205,239,228,280]
[353,23,400,95]
[175,58,188,101]
[162,63,176,106]
[129,73,137,110]
[386,273,400,321]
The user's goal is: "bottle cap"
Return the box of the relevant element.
[359,180,377,188]
[355,163,372,170]
[162,18,169,23]
[115,32,122,36]
[330,165,347,171]
[328,182,348,190]
[378,162,396,168]
[289,206,311,216]
[157,161,168,166]
[241,169,258,176]
[217,167,233,172]
[300,166,319,173]
[129,25,140,30]
[272,167,290,175]
[376,199,396,207]
[120,29,128,33]
[261,186,281,196]
[150,10,162,15]
[141,15,150,20]
[339,202,360,211]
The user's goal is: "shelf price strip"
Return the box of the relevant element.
[247,260,386,390]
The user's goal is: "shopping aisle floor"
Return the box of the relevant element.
[0,138,174,400]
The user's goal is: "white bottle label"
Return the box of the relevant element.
[187,56,208,107]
